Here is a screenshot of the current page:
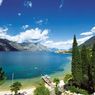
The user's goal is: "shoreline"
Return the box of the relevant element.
[0,64,71,91]
[0,61,71,94]
[0,63,71,95]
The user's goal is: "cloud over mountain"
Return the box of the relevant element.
[0,26,94,50]
[43,27,95,49]
[0,27,49,43]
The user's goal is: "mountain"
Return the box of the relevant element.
[20,42,49,52]
[0,39,19,51]
[49,48,59,52]
[80,36,95,48]
[0,39,49,51]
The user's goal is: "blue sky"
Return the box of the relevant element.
[0,0,95,49]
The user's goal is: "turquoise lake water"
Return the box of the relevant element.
[0,52,72,79]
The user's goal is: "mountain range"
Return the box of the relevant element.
[0,39,49,52]
[0,36,95,51]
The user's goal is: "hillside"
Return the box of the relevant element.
[80,36,95,48]
[0,39,49,52]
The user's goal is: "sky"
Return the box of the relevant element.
[0,0,95,49]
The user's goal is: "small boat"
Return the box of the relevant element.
[42,75,54,87]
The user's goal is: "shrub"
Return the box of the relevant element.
[34,83,50,95]
[64,74,72,83]
[68,86,89,95]
[53,78,60,86]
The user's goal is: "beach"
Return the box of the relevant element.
[0,87,36,95]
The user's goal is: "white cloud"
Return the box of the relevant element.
[0,27,8,33]
[43,35,93,50]
[35,18,48,25]
[8,24,12,26]
[0,0,3,6]
[43,40,72,49]
[91,26,95,33]
[18,13,21,16]
[24,0,32,8]
[22,25,29,30]
[36,20,43,25]
[0,26,94,50]
[77,35,93,45]
[59,4,63,8]
[80,32,93,36]
[59,0,64,8]
[0,27,49,43]
[0,27,8,38]
[80,26,95,36]
[16,28,49,43]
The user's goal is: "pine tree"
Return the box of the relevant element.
[80,45,89,87]
[71,35,82,86]
[91,43,95,91]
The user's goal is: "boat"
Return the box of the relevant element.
[42,75,54,87]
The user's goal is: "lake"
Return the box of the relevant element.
[0,52,72,80]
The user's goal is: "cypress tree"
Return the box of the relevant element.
[91,43,95,91]
[71,35,82,86]
[80,45,89,87]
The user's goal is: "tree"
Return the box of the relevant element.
[71,35,82,86]
[0,67,5,80]
[10,82,22,95]
[53,78,60,86]
[80,45,89,88]
[34,83,50,95]
[53,78,60,95]
[64,74,72,83]
[91,44,95,91]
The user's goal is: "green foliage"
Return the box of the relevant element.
[34,83,50,95]
[0,67,6,85]
[64,74,72,83]
[0,67,5,80]
[0,78,6,85]
[70,36,95,93]
[91,44,95,90]
[71,35,82,85]
[10,82,22,95]
[81,45,90,85]
[68,86,89,95]
[55,86,60,95]
[53,78,60,86]
[53,78,61,95]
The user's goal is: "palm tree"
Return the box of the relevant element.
[10,82,22,95]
